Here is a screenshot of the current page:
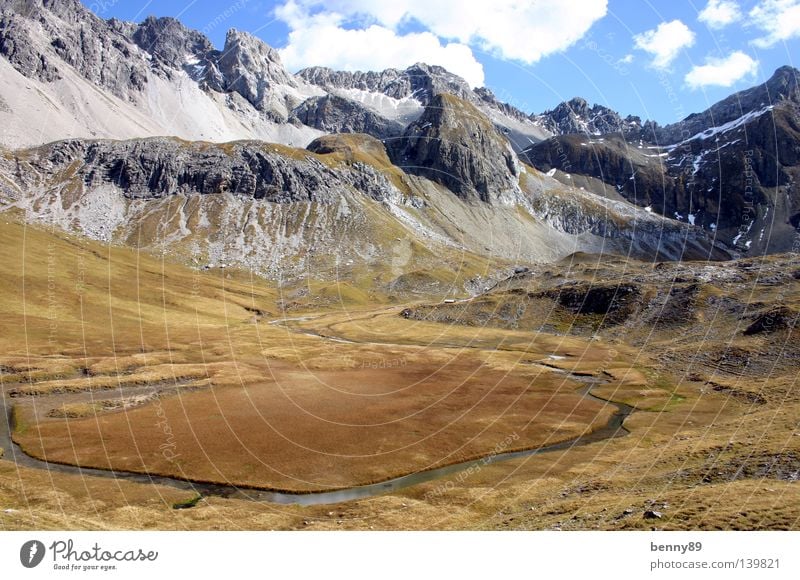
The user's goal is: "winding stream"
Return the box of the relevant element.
[0,375,632,506]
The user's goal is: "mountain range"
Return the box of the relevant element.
[0,0,796,292]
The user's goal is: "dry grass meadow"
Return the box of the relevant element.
[1,215,799,530]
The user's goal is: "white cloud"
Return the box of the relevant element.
[633,20,696,69]
[749,0,800,47]
[274,0,608,86]
[279,22,485,86]
[698,0,742,28]
[620,54,634,64]
[685,51,758,88]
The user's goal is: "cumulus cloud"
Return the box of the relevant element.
[275,0,608,86]
[698,0,742,28]
[279,22,485,86]
[685,51,758,88]
[749,0,800,47]
[633,20,696,69]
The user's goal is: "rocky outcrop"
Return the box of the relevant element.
[10,137,405,205]
[292,94,404,139]
[743,306,798,335]
[388,93,520,203]
[473,87,533,124]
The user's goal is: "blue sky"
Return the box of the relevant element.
[84,0,799,124]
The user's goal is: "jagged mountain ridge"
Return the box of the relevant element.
[532,97,643,137]
[0,0,549,150]
[0,0,328,147]
[523,66,800,255]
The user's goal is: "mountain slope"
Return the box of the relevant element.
[0,1,548,151]
[0,0,323,147]
[524,67,800,254]
[296,63,550,150]
[0,127,723,286]
[0,0,747,277]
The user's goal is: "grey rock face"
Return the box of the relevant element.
[0,10,61,81]
[297,66,408,98]
[131,16,213,72]
[216,29,297,116]
[292,94,404,139]
[388,93,519,203]
[15,137,403,205]
[520,172,724,261]
[133,23,301,118]
[0,0,149,97]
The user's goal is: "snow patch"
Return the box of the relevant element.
[335,88,423,124]
[669,106,774,148]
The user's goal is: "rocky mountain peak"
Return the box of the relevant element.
[221,28,294,83]
[295,66,401,95]
[566,96,589,111]
[297,62,473,106]
[396,62,473,104]
[32,0,87,21]
[651,65,800,145]
[217,28,297,112]
[388,92,520,203]
[472,87,530,123]
[293,61,551,149]
[534,97,641,136]
[523,66,800,255]
[764,65,799,102]
[132,15,213,70]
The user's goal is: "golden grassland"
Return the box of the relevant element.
[1,216,799,530]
